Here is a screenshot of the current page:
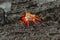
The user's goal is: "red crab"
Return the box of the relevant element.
[20,12,45,28]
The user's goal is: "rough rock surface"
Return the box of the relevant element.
[0,0,60,40]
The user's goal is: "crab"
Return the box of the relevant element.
[19,12,45,29]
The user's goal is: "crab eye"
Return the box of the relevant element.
[25,16,31,19]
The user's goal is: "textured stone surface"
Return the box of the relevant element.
[0,0,60,40]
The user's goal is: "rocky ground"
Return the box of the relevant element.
[0,0,60,40]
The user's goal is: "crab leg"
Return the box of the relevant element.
[25,21,29,27]
[36,16,43,22]
[36,16,46,26]
[33,20,40,28]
